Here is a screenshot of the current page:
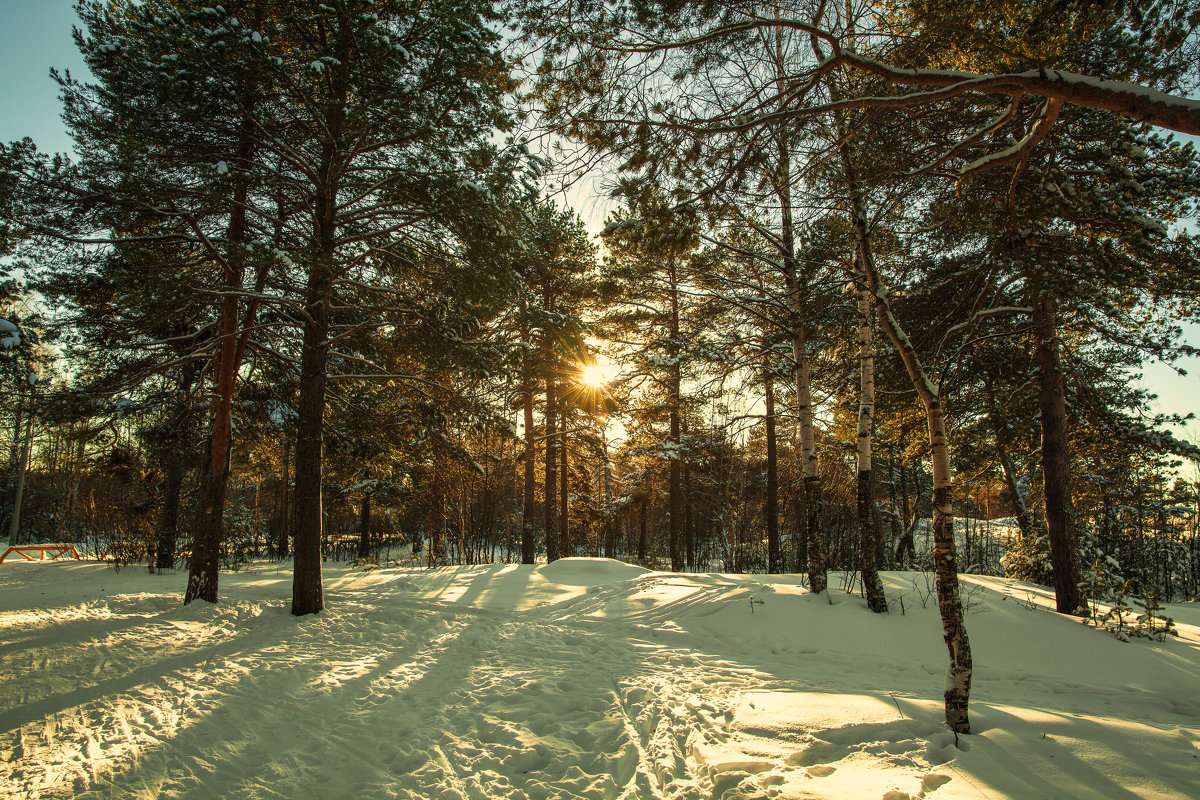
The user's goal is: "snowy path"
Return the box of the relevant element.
[0,564,774,799]
[2,559,1198,799]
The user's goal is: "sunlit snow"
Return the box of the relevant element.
[1,558,1197,799]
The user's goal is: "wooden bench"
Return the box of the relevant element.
[0,543,83,564]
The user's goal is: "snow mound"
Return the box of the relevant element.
[536,556,650,584]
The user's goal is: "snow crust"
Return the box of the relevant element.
[0,558,1197,799]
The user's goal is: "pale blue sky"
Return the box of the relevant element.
[0,2,1195,440]
[0,0,87,154]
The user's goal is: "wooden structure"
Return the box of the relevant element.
[0,543,83,564]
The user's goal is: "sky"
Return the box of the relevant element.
[0,2,1196,448]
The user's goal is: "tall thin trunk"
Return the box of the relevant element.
[157,361,199,571]
[683,417,695,569]
[855,272,887,612]
[637,495,649,565]
[6,409,34,548]
[764,367,781,573]
[1033,292,1086,615]
[559,422,570,558]
[545,364,560,563]
[602,431,613,558]
[522,340,537,564]
[831,66,969,720]
[667,261,684,572]
[429,476,444,566]
[157,451,184,570]
[357,491,371,560]
[780,181,823,590]
[277,433,290,558]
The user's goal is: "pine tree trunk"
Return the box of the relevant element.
[185,137,252,604]
[668,262,683,572]
[1033,293,1086,615]
[277,434,290,559]
[357,492,371,560]
[559,425,570,558]
[6,411,34,548]
[157,451,184,571]
[291,256,332,615]
[545,367,560,563]
[522,344,537,565]
[764,368,781,573]
[429,477,444,566]
[683,417,695,569]
[638,495,649,565]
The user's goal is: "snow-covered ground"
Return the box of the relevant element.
[1,558,1197,799]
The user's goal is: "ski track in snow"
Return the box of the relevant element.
[0,566,775,799]
[1,559,1198,799]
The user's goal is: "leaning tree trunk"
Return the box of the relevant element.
[854,270,887,612]
[984,375,1034,541]
[833,79,971,722]
[1032,292,1086,615]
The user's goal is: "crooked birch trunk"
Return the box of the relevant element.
[856,219,972,733]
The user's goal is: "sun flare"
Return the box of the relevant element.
[580,363,613,388]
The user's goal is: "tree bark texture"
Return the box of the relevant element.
[855,279,887,612]
[357,492,371,560]
[185,133,252,604]
[544,369,560,563]
[667,261,684,572]
[559,425,570,558]
[1033,293,1086,615]
[854,205,972,734]
[764,368,781,573]
[291,256,332,615]
[522,343,537,565]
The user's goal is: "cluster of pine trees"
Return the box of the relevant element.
[2,0,1198,733]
